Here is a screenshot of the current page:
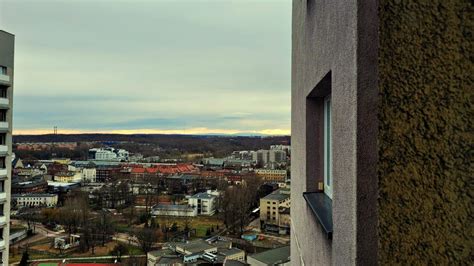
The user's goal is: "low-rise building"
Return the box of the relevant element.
[188,191,217,216]
[247,245,290,266]
[54,171,82,183]
[151,204,197,217]
[255,169,287,183]
[12,193,58,207]
[147,249,183,266]
[12,176,48,194]
[153,238,245,265]
[175,240,217,255]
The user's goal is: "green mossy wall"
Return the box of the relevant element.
[378,0,473,264]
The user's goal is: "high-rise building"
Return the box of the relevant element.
[0,30,14,264]
[291,1,470,265]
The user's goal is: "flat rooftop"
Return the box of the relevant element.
[175,240,215,254]
[262,189,290,201]
[248,245,290,265]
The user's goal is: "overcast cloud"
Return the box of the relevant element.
[0,0,291,135]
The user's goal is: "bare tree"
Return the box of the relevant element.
[135,228,159,253]
[220,175,262,235]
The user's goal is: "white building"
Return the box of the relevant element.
[270,144,291,152]
[269,150,287,163]
[13,194,58,207]
[88,147,129,161]
[0,30,15,264]
[81,167,96,183]
[253,149,288,167]
[188,192,217,216]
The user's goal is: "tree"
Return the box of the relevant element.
[58,191,90,236]
[19,249,29,266]
[96,210,115,246]
[110,243,129,262]
[135,228,159,253]
[219,175,263,235]
[182,216,192,239]
[160,216,172,241]
[170,223,178,232]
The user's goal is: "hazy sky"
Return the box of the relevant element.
[0,0,291,135]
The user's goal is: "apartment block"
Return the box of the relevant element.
[81,167,97,183]
[0,30,14,264]
[259,189,290,234]
[291,1,470,265]
[188,191,217,216]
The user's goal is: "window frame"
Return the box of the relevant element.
[323,95,333,199]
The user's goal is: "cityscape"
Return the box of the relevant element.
[8,136,292,265]
[0,0,472,265]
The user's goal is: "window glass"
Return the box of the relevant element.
[324,95,333,198]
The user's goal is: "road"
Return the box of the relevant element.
[10,219,65,248]
[10,254,147,265]
[112,232,140,247]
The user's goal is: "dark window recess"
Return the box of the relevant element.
[0,66,6,75]
[303,192,333,239]
[0,88,6,98]
[0,157,5,168]
[0,110,5,122]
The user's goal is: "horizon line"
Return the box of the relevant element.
[12,127,291,136]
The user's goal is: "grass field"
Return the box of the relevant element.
[153,215,223,238]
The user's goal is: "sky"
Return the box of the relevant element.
[0,0,291,136]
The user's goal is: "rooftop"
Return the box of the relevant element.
[153,204,194,211]
[218,247,244,257]
[262,189,291,201]
[175,239,215,254]
[13,193,57,198]
[190,192,216,200]
[248,245,290,265]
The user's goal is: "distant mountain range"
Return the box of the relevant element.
[13,133,290,143]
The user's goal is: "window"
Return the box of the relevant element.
[0,66,6,75]
[0,88,6,98]
[0,110,6,122]
[0,133,5,145]
[324,95,333,198]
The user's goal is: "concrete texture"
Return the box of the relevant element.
[378,0,473,264]
[0,30,14,264]
[291,0,378,265]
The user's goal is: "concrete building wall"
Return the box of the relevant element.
[13,194,58,207]
[188,196,216,216]
[377,1,472,264]
[291,0,378,265]
[82,168,97,183]
[0,30,14,264]
[292,0,470,264]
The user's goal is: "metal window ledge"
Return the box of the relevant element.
[303,192,333,239]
